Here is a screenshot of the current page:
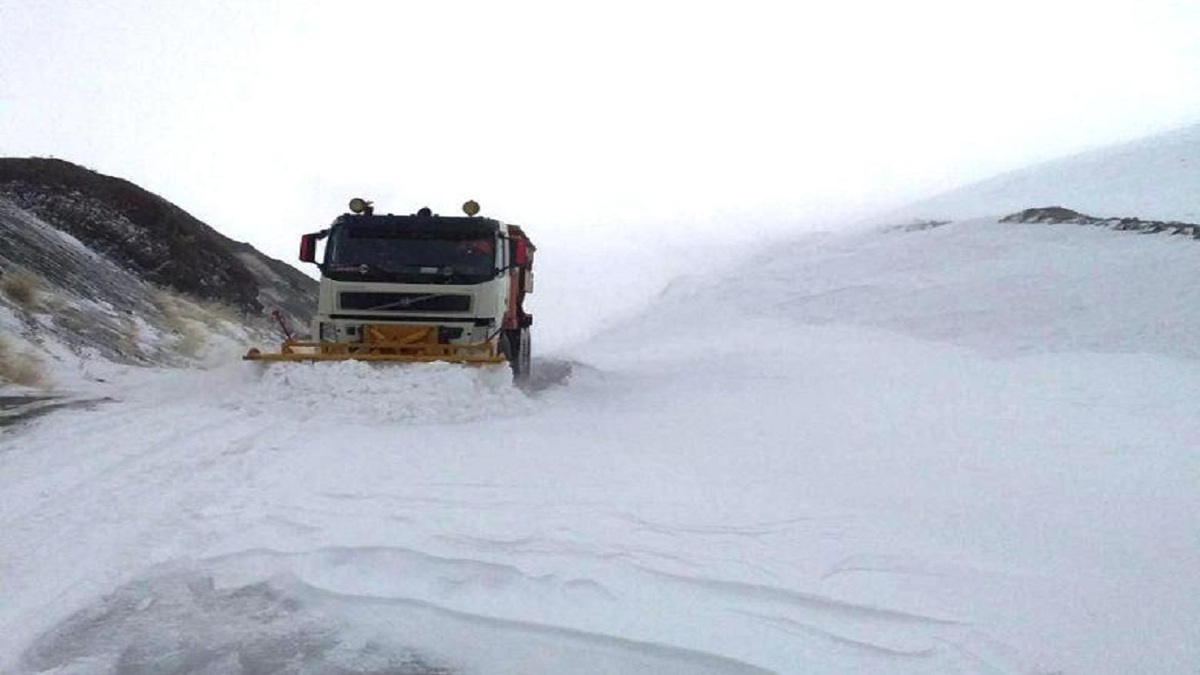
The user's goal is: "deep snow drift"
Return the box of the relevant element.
[3,215,1198,674]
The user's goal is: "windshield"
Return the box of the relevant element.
[325,228,497,282]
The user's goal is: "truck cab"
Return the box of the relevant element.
[252,198,535,382]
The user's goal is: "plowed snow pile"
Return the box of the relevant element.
[247,360,534,424]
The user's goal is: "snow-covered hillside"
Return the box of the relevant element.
[881,122,1200,223]
[3,125,1200,674]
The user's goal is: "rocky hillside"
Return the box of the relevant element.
[999,205,1200,237]
[0,158,317,386]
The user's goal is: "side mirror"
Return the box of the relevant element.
[299,233,318,263]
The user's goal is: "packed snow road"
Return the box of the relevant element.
[3,220,1199,674]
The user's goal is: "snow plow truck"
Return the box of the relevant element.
[244,198,536,383]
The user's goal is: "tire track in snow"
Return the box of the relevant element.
[0,368,306,665]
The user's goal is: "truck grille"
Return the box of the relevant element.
[339,292,472,312]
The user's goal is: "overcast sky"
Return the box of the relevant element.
[2,0,1198,264]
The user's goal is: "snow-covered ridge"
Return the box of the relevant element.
[878,121,1200,223]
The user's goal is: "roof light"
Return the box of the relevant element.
[462,200,480,217]
[348,197,373,215]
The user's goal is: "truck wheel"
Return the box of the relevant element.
[501,329,531,385]
[516,327,532,385]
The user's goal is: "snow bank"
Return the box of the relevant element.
[18,556,769,675]
[649,218,1200,360]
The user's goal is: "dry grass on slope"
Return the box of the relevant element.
[1,269,42,310]
[0,333,45,387]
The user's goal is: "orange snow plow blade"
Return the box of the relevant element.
[243,324,505,364]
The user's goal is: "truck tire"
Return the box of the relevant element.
[501,328,531,385]
[516,327,531,385]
